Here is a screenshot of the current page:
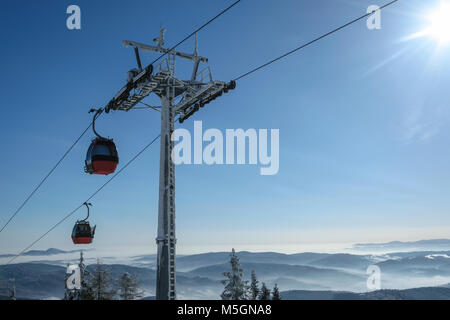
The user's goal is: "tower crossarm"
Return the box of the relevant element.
[175,80,237,123]
[123,40,208,63]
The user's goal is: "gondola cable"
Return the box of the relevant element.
[0,120,94,235]
[3,133,160,266]
[233,0,399,81]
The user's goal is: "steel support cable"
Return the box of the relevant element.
[233,0,399,81]
[0,120,95,235]
[3,134,161,266]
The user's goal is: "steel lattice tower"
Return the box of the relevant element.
[105,29,235,299]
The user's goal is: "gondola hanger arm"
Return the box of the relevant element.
[89,108,106,140]
[82,202,92,221]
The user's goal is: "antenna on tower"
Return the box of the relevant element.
[153,28,166,49]
[194,32,198,56]
[191,32,200,82]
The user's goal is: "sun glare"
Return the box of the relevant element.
[425,2,450,44]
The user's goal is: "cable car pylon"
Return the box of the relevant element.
[103,29,235,300]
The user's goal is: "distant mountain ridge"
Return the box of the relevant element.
[282,286,450,300]
[172,251,333,271]
[353,239,450,252]
[0,248,89,258]
[3,240,450,299]
[0,263,218,299]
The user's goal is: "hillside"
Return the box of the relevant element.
[282,287,450,300]
[3,244,450,299]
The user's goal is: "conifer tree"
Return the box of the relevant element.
[117,272,144,300]
[249,270,260,300]
[272,283,281,300]
[89,259,116,300]
[64,251,93,300]
[221,248,249,300]
[258,282,271,300]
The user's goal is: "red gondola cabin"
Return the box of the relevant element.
[85,137,119,175]
[72,221,96,244]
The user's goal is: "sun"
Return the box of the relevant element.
[424,2,450,44]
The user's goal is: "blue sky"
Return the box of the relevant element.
[1,0,450,256]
